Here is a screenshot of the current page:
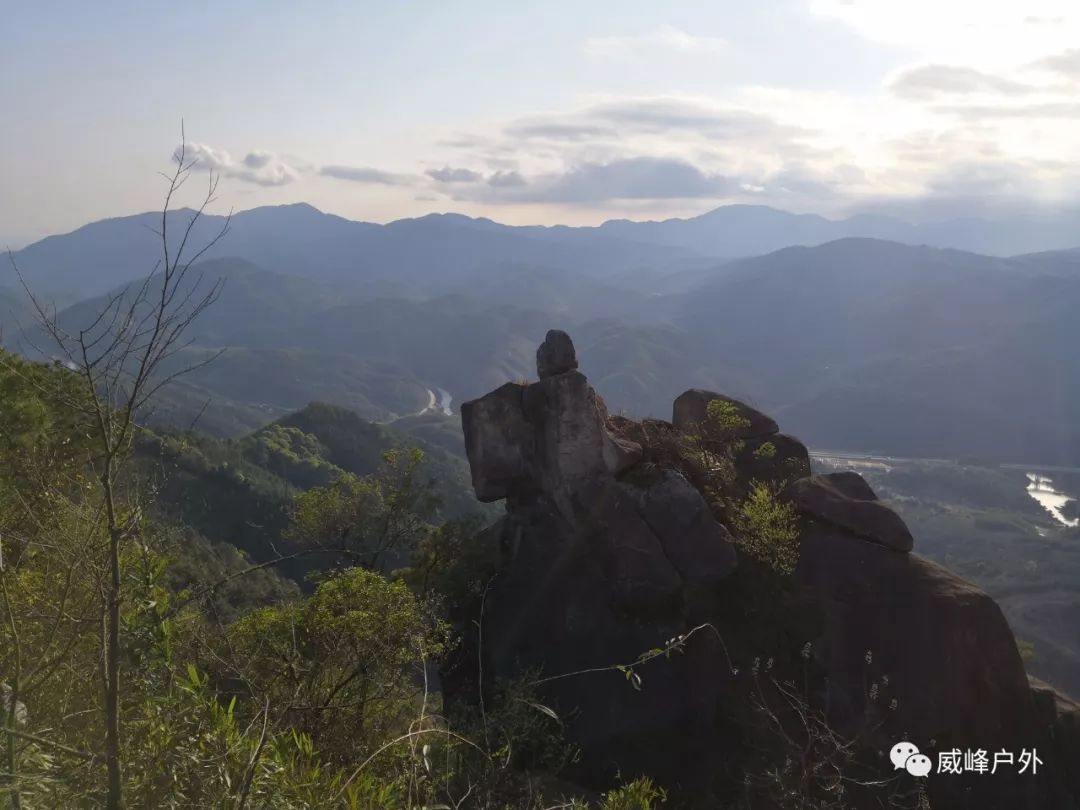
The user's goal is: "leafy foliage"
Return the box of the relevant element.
[225,568,449,769]
[0,352,607,809]
[677,397,802,576]
[733,484,801,576]
[286,448,439,571]
[598,777,667,809]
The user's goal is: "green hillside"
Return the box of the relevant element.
[140,401,489,584]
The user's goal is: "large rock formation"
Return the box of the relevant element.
[782,471,914,551]
[672,388,778,438]
[1031,678,1080,803]
[453,331,1078,809]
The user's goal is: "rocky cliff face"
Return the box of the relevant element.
[454,330,1079,809]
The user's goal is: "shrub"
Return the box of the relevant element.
[600,776,668,809]
[733,484,801,576]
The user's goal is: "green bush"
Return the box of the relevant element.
[599,776,667,809]
[733,484,801,576]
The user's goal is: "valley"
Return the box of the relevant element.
[7,204,1080,469]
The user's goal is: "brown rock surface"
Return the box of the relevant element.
[629,469,737,586]
[735,432,812,490]
[536,328,579,379]
[795,521,1073,809]
[1030,677,1080,806]
[782,472,914,552]
[452,330,1076,809]
[460,381,533,502]
[672,388,778,438]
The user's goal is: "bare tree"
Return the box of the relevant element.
[8,127,231,810]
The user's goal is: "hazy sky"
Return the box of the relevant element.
[5,0,1080,246]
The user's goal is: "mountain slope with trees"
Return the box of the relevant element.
[11,221,1080,465]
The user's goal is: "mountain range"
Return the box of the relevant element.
[4,202,1080,466]
[11,202,1080,299]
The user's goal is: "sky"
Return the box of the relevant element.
[4,0,1080,247]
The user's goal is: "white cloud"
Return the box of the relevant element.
[492,97,816,156]
[318,165,414,185]
[175,19,1080,222]
[889,64,1033,100]
[504,122,618,141]
[810,0,1080,66]
[426,166,483,183]
[509,157,733,202]
[935,101,1080,120]
[178,142,420,189]
[1034,48,1080,78]
[180,143,299,187]
[584,25,726,59]
[429,66,1080,215]
[488,171,526,188]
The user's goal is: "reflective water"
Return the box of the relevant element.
[1026,473,1079,527]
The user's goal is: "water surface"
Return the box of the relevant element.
[1026,473,1079,527]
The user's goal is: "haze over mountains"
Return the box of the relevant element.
[12,202,1080,298]
[4,202,1080,466]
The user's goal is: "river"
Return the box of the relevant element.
[1026,473,1079,528]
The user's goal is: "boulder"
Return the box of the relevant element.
[629,469,737,587]
[461,369,641,501]
[735,432,811,491]
[817,470,877,501]
[524,370,641,489]
[1030,677,1080,806]
[672,389,778,438]
[473,481,736,797]
[797,524,1051,809]
[604,416,682,469]
[782,473,914,552]
[578,479,684,612]
[603,433,644,478]
[460,381,534,502]
[536,328,579,379]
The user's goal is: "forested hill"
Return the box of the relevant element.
[11,220,1080,466]
[139,400,487,586]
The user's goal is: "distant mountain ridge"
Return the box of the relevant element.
[7,204,1080,467]
[594,203,1080,257]
[8,202,1080,299]
[5,203,690,299]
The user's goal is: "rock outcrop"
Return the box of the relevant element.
[1031,678,1080,804]
[783,471,914,551]
[452,330,1078,809]
[735,431,811,490]
[672,388,778,438]
[536,328,579,379]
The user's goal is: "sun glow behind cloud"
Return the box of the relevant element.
[810,0,1080,65]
